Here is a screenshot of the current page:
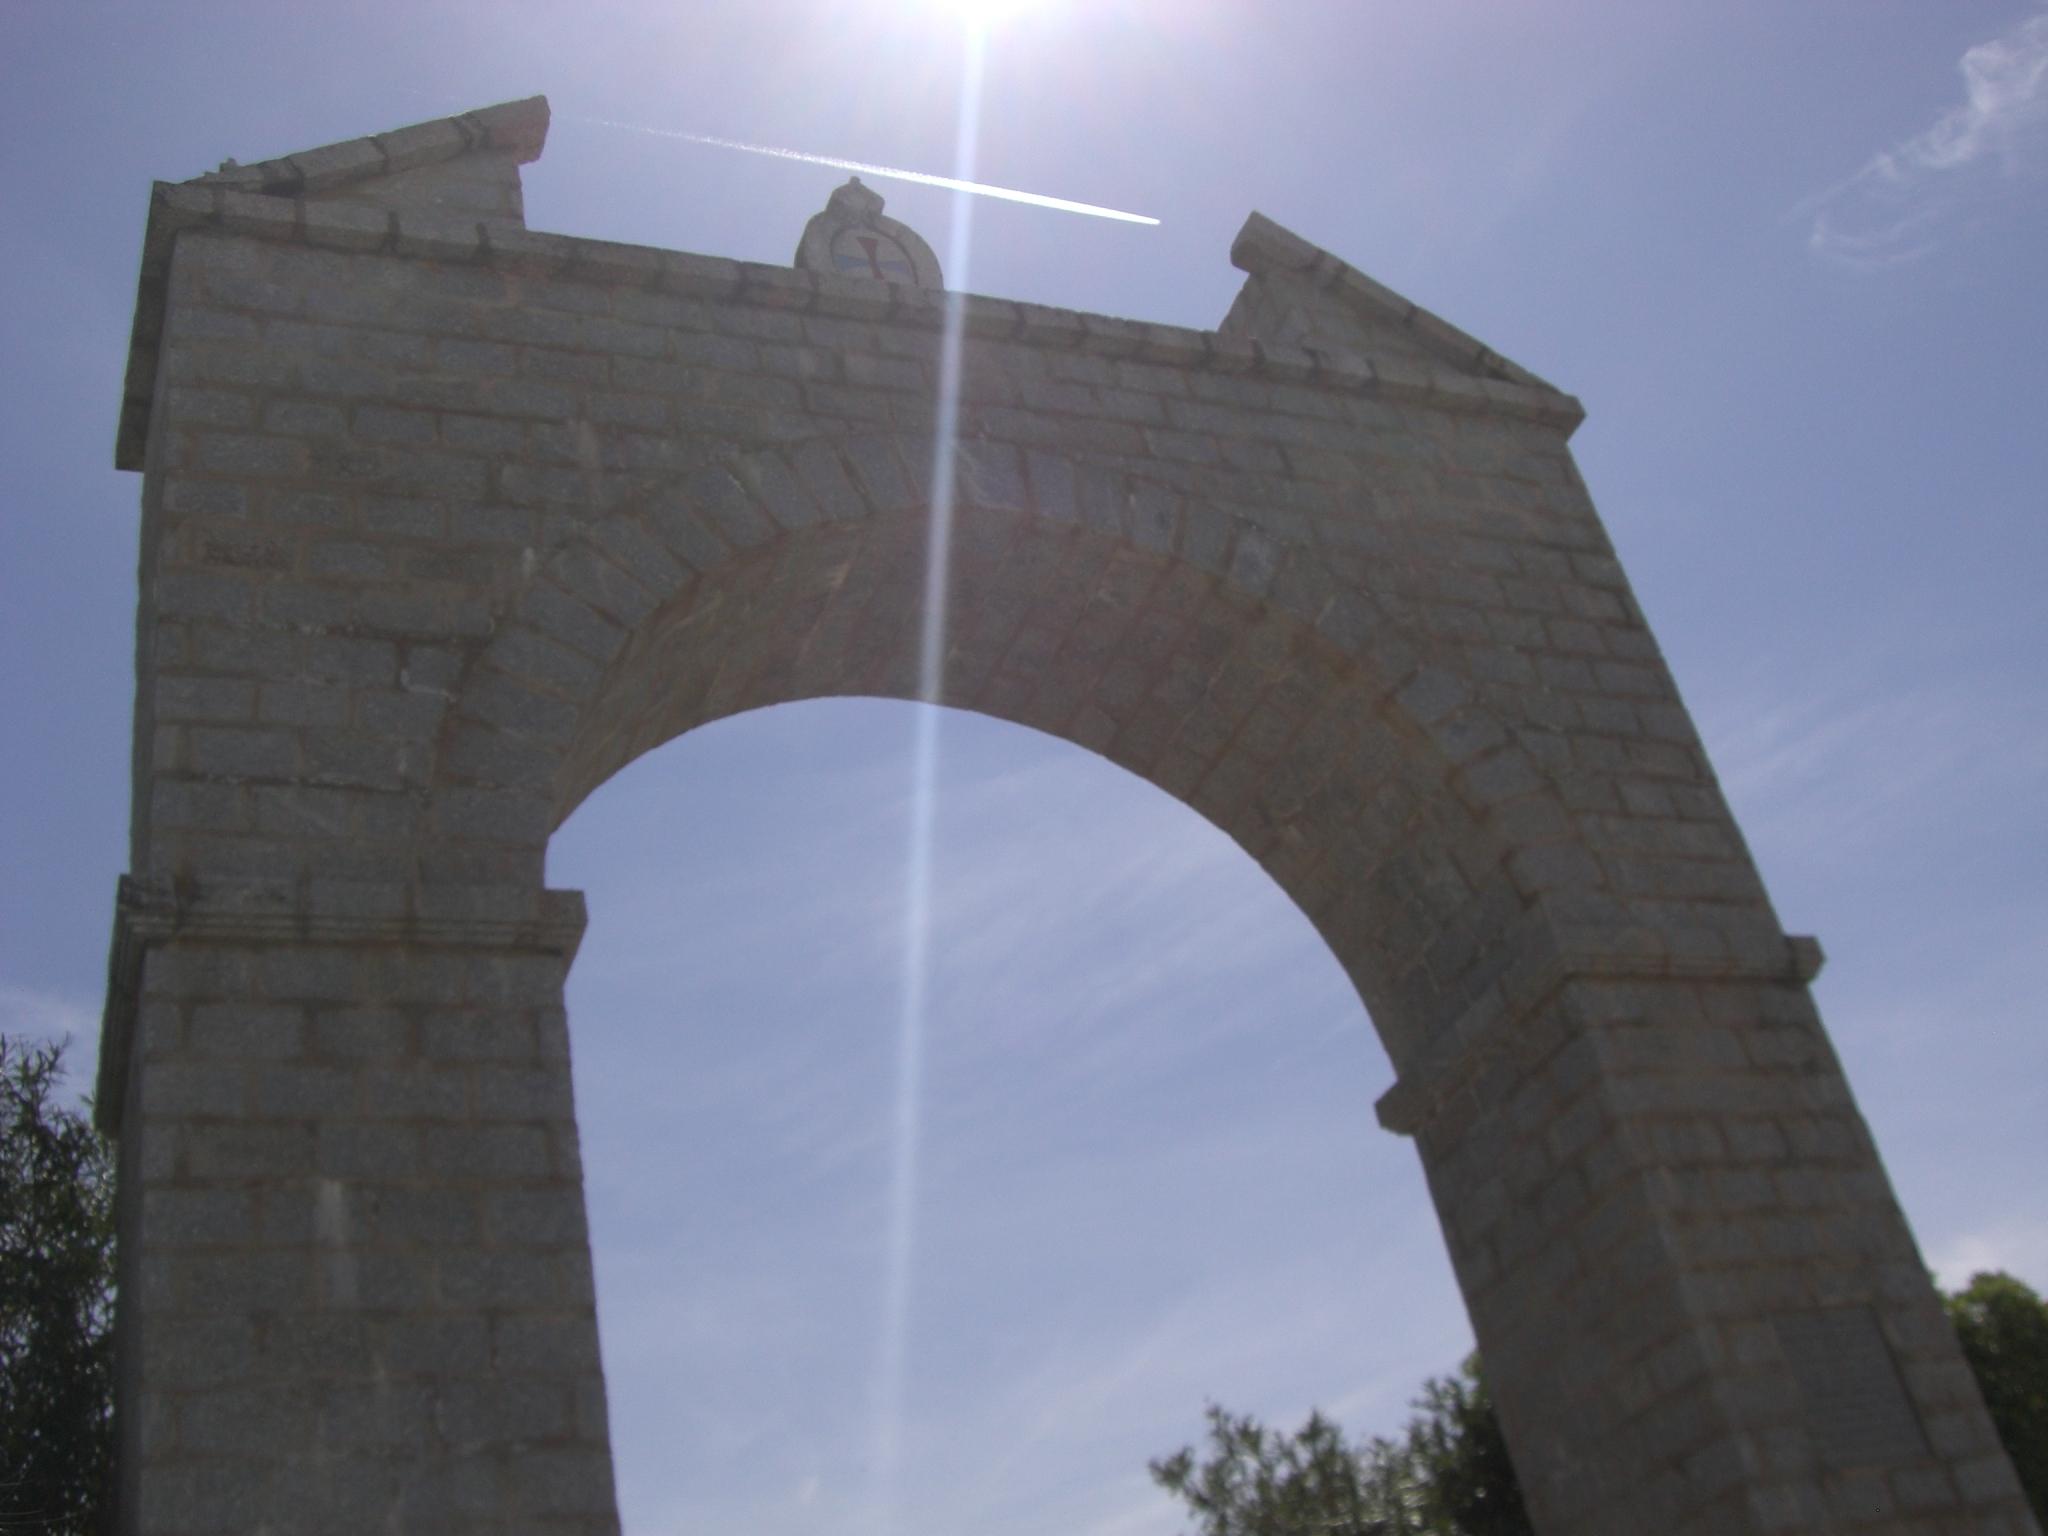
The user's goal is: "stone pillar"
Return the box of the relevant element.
[1382,943,2039,1536]
[100,877,619,1535]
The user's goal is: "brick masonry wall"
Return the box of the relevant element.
[115,926,611,1532]
[100,136,2039,1534]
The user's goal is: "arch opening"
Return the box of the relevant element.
[498,489,1536,1528]
[547,696,1474,1534]
[457,495,1537,1079]
[415,477,1641,1531]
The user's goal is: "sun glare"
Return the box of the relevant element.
[928,0,1053,29]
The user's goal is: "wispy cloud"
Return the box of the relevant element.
[1802,11,2048,268]
[1702,676,2048,867]
[555,699,1465,1536]
[1698,673,2046,1312]
[888,1222,1468,1536]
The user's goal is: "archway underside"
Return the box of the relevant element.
[522,506,1525,1077]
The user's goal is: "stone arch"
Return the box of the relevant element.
[100,95,2037,1536]
[430,435,1536,1074]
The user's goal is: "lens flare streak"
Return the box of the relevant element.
[870,24,989,1533]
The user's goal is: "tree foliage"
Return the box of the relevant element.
[1150,1356,1532,1536]
[1388,1363,1527,1536]
[1154,1278,2048,1536]
[1943,1270,2048,1523]
[1,1036,116,1534]
[1150,1407,1386,1536]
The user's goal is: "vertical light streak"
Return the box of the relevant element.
[872,20,988,1535]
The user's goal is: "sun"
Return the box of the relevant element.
[925,0,1056,28]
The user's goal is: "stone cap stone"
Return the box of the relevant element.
[191,95,549,196]
[1230,210,1567,398]
[115,97,549,469]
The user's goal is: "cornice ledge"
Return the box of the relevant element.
[94,875,587,1135]
[192,96,548,198]
[116,203,1584,473]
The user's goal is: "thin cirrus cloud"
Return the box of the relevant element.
[1803,10,2048,268]
[1701,677,2048,864]
[553,699,1453,1536]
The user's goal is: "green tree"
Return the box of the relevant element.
[1149,1355,1532,1536]
[1391,1361,1527,1536]
[1,1036,116,1534]
[1154,1278,2048,1536]
[1150,1406,1386,1536]
[1943,1270,2048,1524]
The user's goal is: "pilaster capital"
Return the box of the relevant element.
[95,875,587,1134]
[1375,930,1824,1137]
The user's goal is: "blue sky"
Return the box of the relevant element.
[2,3,2045,1533]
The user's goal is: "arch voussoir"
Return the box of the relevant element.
[640,485,737,573]
[954,438,1032,516]
[727,446,825,531]
[677,461,776,551]
[789,437,872,523]
[836,433,920,514]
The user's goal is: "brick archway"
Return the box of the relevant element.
[99,98,2036,1535]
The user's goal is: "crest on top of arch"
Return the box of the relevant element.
[794,177,945,291]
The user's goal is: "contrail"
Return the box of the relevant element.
[572,115,1160,226]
